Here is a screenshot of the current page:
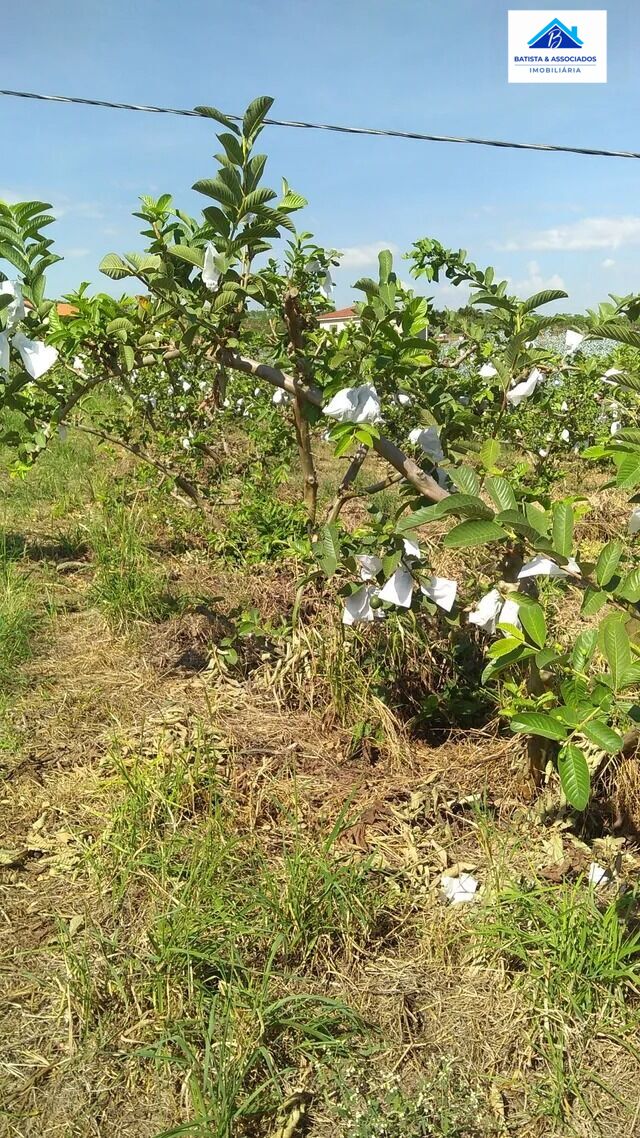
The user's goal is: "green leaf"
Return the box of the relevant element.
[615,453,640,491]
[396,494,493,532]
[524,503,550,536]
[0,242,30,276]
[580,720,623,754]
[551,502,574,559]
[378,249,393,283]
[519,602,547,648]
[120,343,135,373]
[449,465,480,496]
[242,95,274,139]
[319,523,340,578]
[520,288,568,314]
[443,519,507,549]
[596,540,624,587]
[124,252,161,274]
[581,587,608,617]
[194,104,241,134]
[614,428,640,445]
[395,505,441,532]
[243,187,278,212]
[479,438,501,472]
[592,320,640,350]
[333,432,355,458]
[192,178,241,209]
[381,549,402,578]
[510,712,567,742]
[433,495,494,520]
[486,636,524,659]
[494,509,539,541]
[558,744,590,810]
[572,628,598,673]
[99,253,132,280]
[471,293,512,310]
[481,644,536,682]
[616,568,640,603]
[216,131,244,165]
[169,244,205,269]
[599,614,631,690]
[619,663,640,689]
[553,703,592,727]
[280,189,308,211]
[485,475,517,512]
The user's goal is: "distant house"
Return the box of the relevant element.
[24,299,78,317]
[317,306,359,332]
[318,304,430,339]
[528,19,583,50]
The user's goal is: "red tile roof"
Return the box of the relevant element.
[24,299,78,316]
[318,306,357,322]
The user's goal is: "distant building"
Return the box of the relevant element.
[317,306,359,332]
[318,304,431,339]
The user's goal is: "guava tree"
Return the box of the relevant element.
[5,95,640,812]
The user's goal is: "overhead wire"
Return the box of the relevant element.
[1,87,640,161]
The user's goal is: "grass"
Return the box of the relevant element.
[4,431,640,1138]
[0,538,40,693]
[88,500,176,628]
[474,879,640,1125]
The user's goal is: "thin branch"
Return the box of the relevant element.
[54,373,107,422]
[60,420,201,503]
[443,346,474,370]
[326,443,369,524]
[221,350,449,504]
[283,290,319,524]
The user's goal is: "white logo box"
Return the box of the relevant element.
[508,10,607,83]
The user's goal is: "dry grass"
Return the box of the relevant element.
[3,441,640,1138]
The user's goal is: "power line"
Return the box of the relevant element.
[2,86,640,162]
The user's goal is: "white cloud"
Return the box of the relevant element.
[511,260,565,297]
[429,280,471,309]
[602,257,616,268]
[338,241,399,268]
[502,217,640,252]
[65,247,90,259]
[0,188,104,221]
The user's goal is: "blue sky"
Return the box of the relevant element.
[1,0,638,311]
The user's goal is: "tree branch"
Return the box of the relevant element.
[326,443,369,524]
[221,351,448,504]
[60,421,201,504]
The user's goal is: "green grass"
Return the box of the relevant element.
[0,539,40,693]
[477,879,640,1016]
[88,501,176,628]
[475,879,640,1122]
[0,430,103,517]
[65,737,382,1136]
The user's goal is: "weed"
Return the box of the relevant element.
[317,1056,493,1138]
[213,487,309,565]
[88,501,175,627]
[475,879,640,1122]
[477,880,640,1016]
[148,967,363,1138]
[0,537,40,692]
[260,831,386,965]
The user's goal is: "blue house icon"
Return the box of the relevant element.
[528,18,584,49]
